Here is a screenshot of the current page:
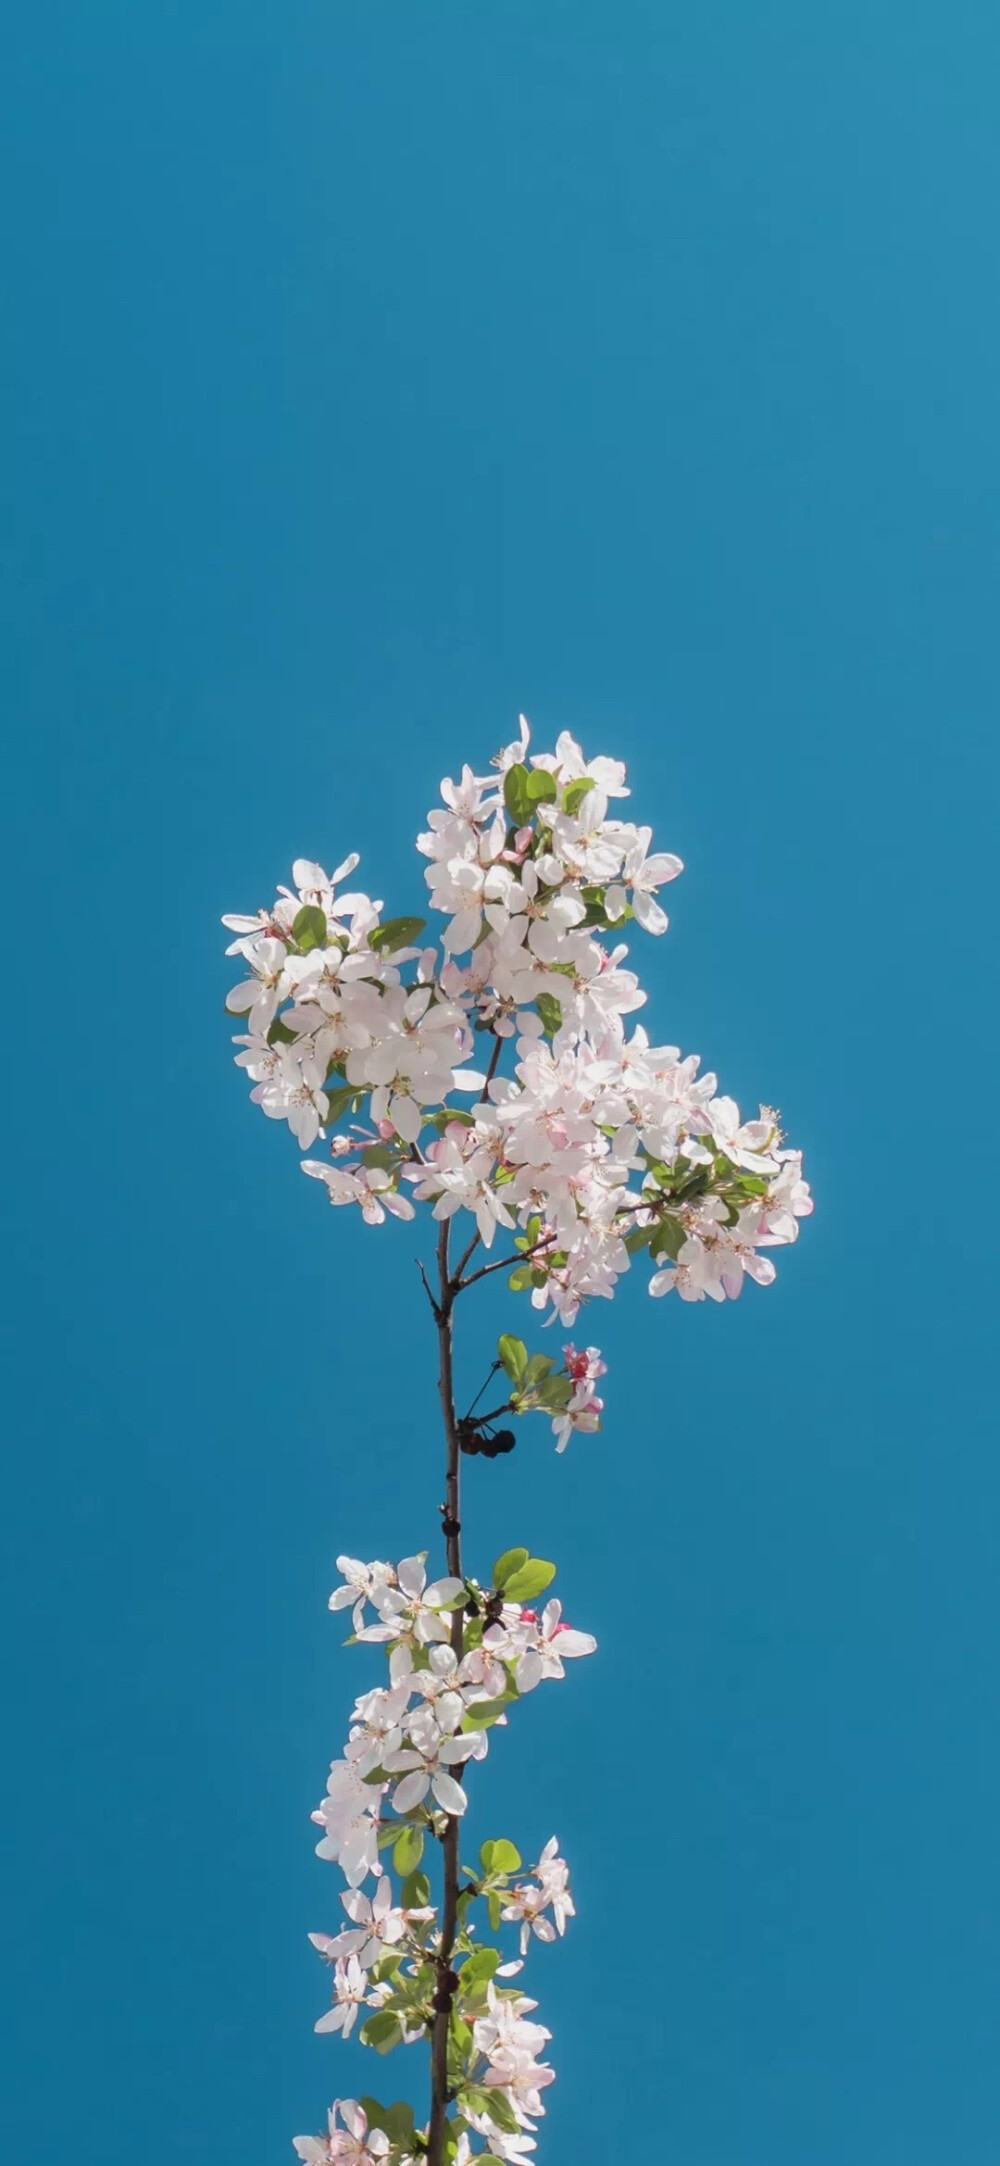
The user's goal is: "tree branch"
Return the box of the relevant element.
[427,1219,464,2166]
[453,1236,549,1294]
[467,1399,515,1429]
[454,1201,644,1295]
[451,1227,482,1287]
[479,1028,505,1101]
[442,1033,506,1291]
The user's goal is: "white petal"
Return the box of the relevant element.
[424,1576,465,1608]
[431,1770,468,1816]
[397,1556,426,1599]
[391,1770,431,1814]
[389,1093,423,1145]
[633,890,668,935]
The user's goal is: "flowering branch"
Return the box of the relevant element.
[428,1220,463,2158]
[220,715,813,2165]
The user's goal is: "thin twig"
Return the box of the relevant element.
[451,1227,482,1286]
[468,1399,515,1429]
[463,1360,502,1423]
[415,1256,442,1319]
[454,1236,550,1294]
[455,1202,644,1295]
[445,1034,504,1290]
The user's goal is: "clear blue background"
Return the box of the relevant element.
[3,5,997,2162]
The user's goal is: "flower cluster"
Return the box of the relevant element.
[223,722,814,2166]
[293,1550,595,2164]
[223,717,812,1341]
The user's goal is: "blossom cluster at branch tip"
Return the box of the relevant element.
[223,715,812,1343]
[291,1550,594,2163]
[223,720,814,2164]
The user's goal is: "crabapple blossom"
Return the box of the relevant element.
[383,1706,479,1818]
[501,1845,575,1954]
[513,1604,597,1693]
[328,1556,397,1631]
[312,1759,384,1887]
[314,1953,370,2038]
[220,720,812,2165]
[354,1554,465,1648]
[293,2100,391,2166]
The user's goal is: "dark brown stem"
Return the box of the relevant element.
[453,1236,550,1294]
[455,1202,644,1296]
[427,1219,465,2166]
[479,1028,505,1101]
[451,1227,482,1289]
[442,1034,506,1292]
[468,1399,515,1429]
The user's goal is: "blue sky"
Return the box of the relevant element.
[3,5,998,2163]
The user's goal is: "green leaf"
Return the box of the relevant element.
[449,2015,474,2058]
[323,1083,361,1125]
[484,2090,521,2135]
[535,992,563,1039]
[524,1352,555,1386]
[502,1558,557,1603]
[400,1869,431,1909]
[266,1013,299,1046]
[624,1222,652,1254]
[526,767,558,806]
[507,1263,534,1292]
[457,1947,500,1986]
[393,1825,424,1875]
[360,2011,402,2054]
[362,1143,397,1171]
[462,1695,512,1730]
[368,915,426,955]
[480,1837,522,1875]
[650,1213,685,1261]
[503,763,533,826]
[563,775,596,815]
[536,1374,573,1411]
[578,880,612,927]
[497,1334,528,1385]
[360,2100,415,2146]
[487,1890,503,1928]
[492,1547,529,1589]
[292,903,328,952]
